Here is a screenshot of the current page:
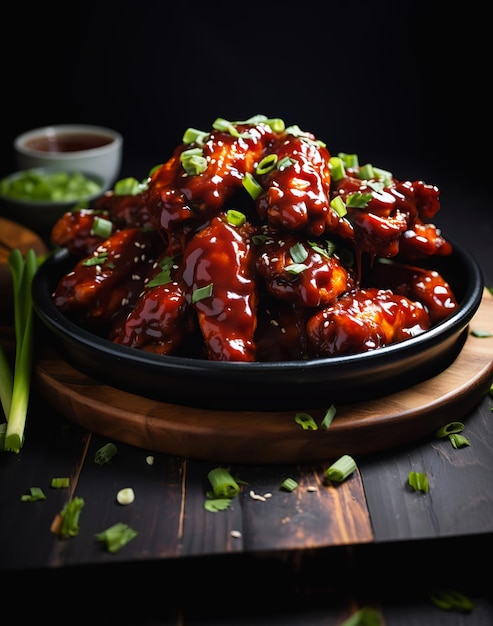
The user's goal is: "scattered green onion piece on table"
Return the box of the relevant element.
[435,421,464,437]
[470,328,493,337]
[51,477,70,488]
[320,404,336,430]
[340,607,383,626]
[281,478,298,492]
[408,471,429,493]
[56,497,85,538]
[295,412,318,430]
[95,522,138,553]
[21,487,47,502]
[117,487,135,505]
[3,248,38,453]
[325,454,357,483]
[94,442,118,465]
[207,467,241,498]
[204,498,233,512]
[449,433,471,449]
[428,589,473,612]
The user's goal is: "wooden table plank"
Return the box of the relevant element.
[360,394,493,541]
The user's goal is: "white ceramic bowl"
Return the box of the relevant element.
[14,124,123,189]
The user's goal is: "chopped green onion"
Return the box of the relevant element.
[207,467,241,498]
[285,263,309,274]
[289,242,308,264]
[256,154,278,175]
[92,216,113,239]
[340,607,383,626]
[94,442,117,465]
[408,471,429,493]
[242,172,263,199]
[346,192,372,208]
[428,589,473,612]
[358,163,375,180]
[116,487,135,505]
[330,195,347,217]
[82,251,108,266]
[192,282,213,303]
[435,421,464,437]
[3,248,38,453]
[226,209,246,227]
[56,497,85,538]
[51,477,70,489]
[276,156,295,170]
[281,477,298,492]
[449,433,471,449]
[95,522,138,553]
[295,412,318,430]
[325,454,357,483]
[113,176,147,196]
[320,404,336,430]
[337,152,359,168]
[180,147,208,175]
[329,156,346,182]
[182,127,208,146]
[204,498,233,512]
[21,487,47,502]
[0,170,102,202]
[470,328,493,337]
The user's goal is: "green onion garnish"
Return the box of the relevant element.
[320,404,336,430]
[92,216,113,239]
[192,283,213,303]
[325,454,357,483]
[330,195,347,217]
[281,477,298,492]
[408,471,429,493]
[256,154,278,175]
[94,442,117,465]
[56,497,85,538]
[95,522,138,553]
[51,477,70,488]
[242,172,263,199]
[21,487,47,502]
[226,209,246,227]
[449,433,471,449]
[295,412,318,430]
[180,147,208,176]
[435,422,465,437]
[182,127,208,146]
[428,589,473,612]
[329,156,346,182]
[207,467,241,498]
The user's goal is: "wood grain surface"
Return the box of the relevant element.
[34,290,493,464]
[0,217,48,320]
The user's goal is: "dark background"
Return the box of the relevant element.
[1,2,488,185]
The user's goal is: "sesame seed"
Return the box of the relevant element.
[230,530,242,539]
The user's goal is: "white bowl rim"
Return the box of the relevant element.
[14,124,123,159]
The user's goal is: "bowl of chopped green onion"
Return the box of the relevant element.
[0,167,108,240]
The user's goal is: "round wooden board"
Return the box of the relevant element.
[0,217,48,322]
[34,290,493,464]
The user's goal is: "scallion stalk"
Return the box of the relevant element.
[3,248,38,453]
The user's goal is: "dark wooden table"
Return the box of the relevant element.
[1,167,492,625]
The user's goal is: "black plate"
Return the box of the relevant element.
[32,243,484,410]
